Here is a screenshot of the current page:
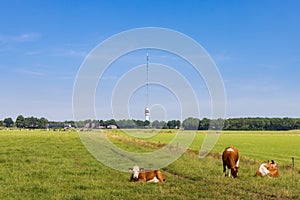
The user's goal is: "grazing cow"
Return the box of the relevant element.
[222,146,239,178]
[255,160,279,177]
[129,165,166,182]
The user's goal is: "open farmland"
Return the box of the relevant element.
[0,129,300,199]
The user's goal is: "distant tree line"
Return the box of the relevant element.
[0,115,76,129]
[182,117,300,131]
[1,115,300,131]
[223,117,300,130]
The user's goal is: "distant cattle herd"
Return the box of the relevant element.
[129,146,280,183]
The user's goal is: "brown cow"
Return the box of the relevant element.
[222,146,239,178]
[255,160,279,177]
[129,165,166,182]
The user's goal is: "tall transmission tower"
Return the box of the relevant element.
[145,53,150,121]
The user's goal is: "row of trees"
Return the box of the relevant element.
[0,115,75,129]
[223,117,300,130]
[1,115,300,131]
[0,116,46,129]
[182,117,300,130]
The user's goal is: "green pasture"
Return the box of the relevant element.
[108,129,300,165]
[0,129,300,199]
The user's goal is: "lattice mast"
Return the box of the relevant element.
[145,53,150,121]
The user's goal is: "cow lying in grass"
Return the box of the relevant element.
[222,146,239,178]
[129,165,166,182]
[255,160,279,177]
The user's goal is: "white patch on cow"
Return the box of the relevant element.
[226,148,234,152]
[259,163,270,176]
[228,168,231,177]
[147,177,159,183]
[236,159,240,167]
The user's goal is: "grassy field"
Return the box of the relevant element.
[0,129,300,199]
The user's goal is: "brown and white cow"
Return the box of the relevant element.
[255,160,279,177]
[222,146,239,178]
[129,165,166,182]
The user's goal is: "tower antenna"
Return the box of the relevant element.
[145,53,150,121]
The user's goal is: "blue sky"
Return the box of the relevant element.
[0,0,299,121]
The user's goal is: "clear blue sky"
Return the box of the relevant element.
[0,0,299,121]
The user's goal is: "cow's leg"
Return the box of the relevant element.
[147,177,159,183]
[228,168,231,178]
[223,163,226,176]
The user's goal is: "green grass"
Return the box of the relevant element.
[108,129,300,165]
[0,129,300,199]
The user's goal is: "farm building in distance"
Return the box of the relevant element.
[46,124,72,129]
[106,125,117,129]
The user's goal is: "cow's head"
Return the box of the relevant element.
[231,166,239,178]
[265,160,277,170]
[262,160,279,177]
[129,165,144,181]
[270,160,277,168]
